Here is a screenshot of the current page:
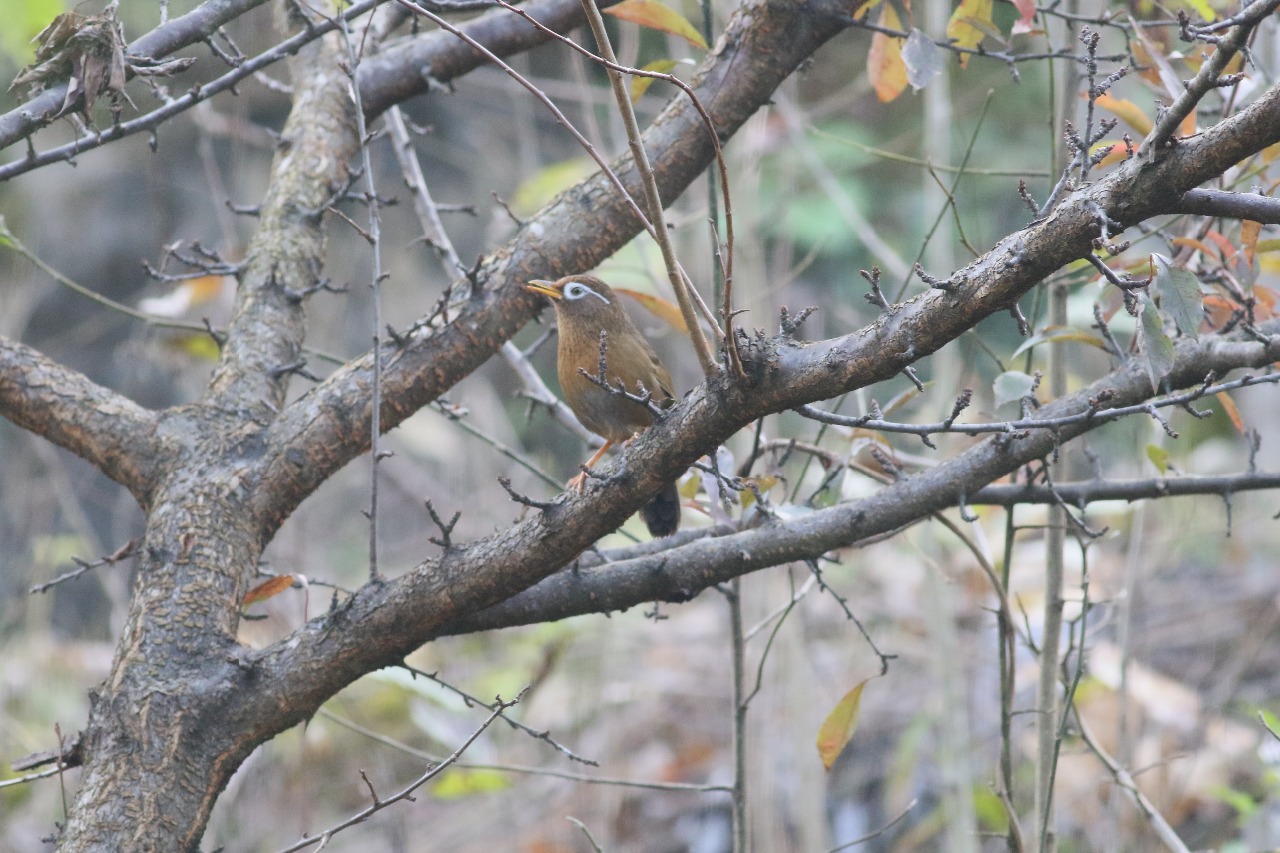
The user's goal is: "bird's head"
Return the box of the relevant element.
[526,275,626,330]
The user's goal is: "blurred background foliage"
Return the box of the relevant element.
[4,0,1280,850]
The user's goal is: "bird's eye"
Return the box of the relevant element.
[564,282,608,304]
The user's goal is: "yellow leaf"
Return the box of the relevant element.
[868,2,908,103]
[1178,0,1217,23]
[431,768,512,799]
[631,58,679,101]
[604,0,708,50]
[614,286,689,333]
[816,680,869,770]
[243,575,295,607]
[1146,443,1169,474]
[1094,94,1153,135]
[170,333,222,361]
[740,475,778,509]
[946,0,993,68]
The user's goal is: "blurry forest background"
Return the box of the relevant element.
[4,0,1280,851]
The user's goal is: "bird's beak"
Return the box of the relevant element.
[525,280,562,300]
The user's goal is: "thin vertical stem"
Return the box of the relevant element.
[729,578,748,853]
[577,0,718,375]
[1035,283,1069,853]
[337,9,385,581]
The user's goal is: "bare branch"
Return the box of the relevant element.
[0,337,160,500]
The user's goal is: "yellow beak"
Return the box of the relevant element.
[525,279,561,300]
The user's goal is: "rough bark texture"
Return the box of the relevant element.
[0,0,1278,848]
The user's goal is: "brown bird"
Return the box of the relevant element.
[526,274,681,537]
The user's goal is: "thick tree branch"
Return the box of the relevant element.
[0,335,161,503]
[56,4,369,849]
[432,327,1280,635]
[235,73,1280,729]
[254,65,1280,538]
[356,0,623,120]
[1139,0,1280,156]
[1173,188,1280,222]
[251,0,856,534]
[202,3,362,416]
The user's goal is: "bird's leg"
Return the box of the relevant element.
[568,440,614,492]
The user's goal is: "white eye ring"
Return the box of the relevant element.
[564,282,609,304]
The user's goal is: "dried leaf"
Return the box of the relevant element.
[604,0,708,50]
[1242,220,1261,267]
[817,680,868,770]
[11,5,134,121]
[868,2,908,103]
[1170,236,1221,259]
[1215,390,1245,433]
[1009,0,1036,34]
[243,575,295,607]
[1094,93,1153,135]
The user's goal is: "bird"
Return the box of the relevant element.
[526,274,681,537]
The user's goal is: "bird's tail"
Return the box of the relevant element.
[640,481,681,537]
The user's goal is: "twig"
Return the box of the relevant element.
[1075,714,1191,852]
[400,663,596,764]
[795,370,1280,437]
[574,0,719,376]
[274,690,525,853]
[0,0,390,183]
[1139,0,1280,157]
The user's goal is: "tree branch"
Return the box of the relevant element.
[250,0,859,535]
[0,336,161,502]
[1172,188,1280,222]
[432,327,1280,636]
[0,0,276,150]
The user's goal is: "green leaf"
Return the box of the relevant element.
[1136,294,1176,391]
[993,371,1035,408]
[972,785,1008,831]
[1146,444,1170,474]
[1208,784,1258,819]
[0,0,65,66]
[1152,253,1202,341]
[1260,708,1280,740]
